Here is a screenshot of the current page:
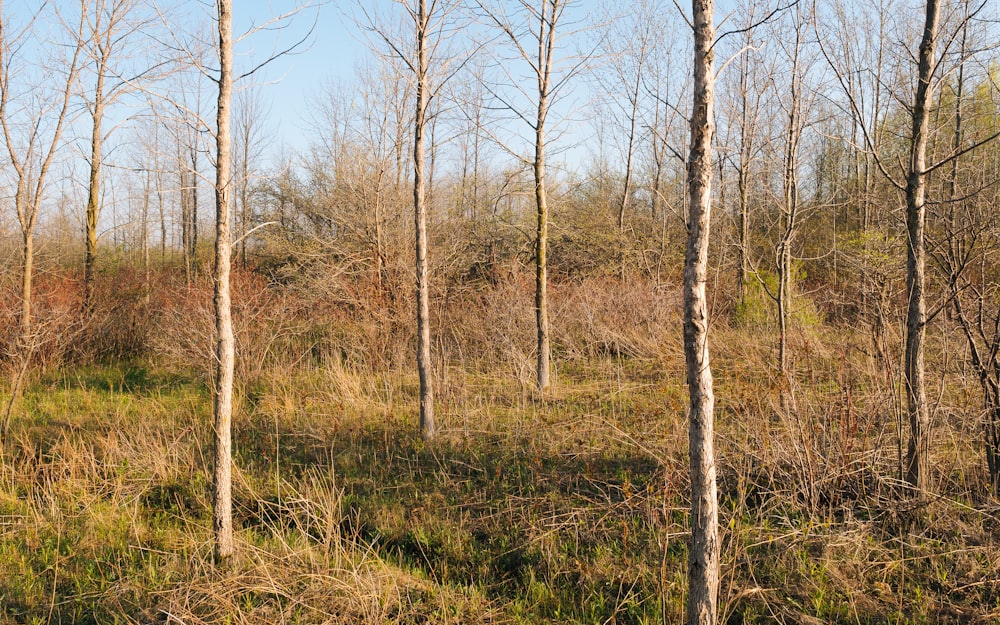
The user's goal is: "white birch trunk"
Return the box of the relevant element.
[212,0,236,564]
[685,0,719,621]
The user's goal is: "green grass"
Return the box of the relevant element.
[0,348,997,624]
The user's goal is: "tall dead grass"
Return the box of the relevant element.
[0,258,997,622]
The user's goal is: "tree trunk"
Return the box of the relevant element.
[777,236,789,374]
[737,164,749,302]
[988,401,1000,498]
[0,3,82,434]
[85,88,104,313]
[414,0,435,440]
[158,181,166,263]
[212,0,235,564]
[652,157,663,222]
[944,5,994,496]
[19,222,33,352]
[903,0,939,495]
[2,210,33,436]
[239,151,249,269]
[685,0,719,622]
[181,160,192,284]
[618,65,642,278]
[534,115,550,393]
[735,37,751,304]
[190,145,199,274]
[777,8,804,378]
[142,170,151,306]
[953,292,1000,498]
[651,98,665,223]
[534,0,556,394]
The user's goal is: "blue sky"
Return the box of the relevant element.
[237,2,360,156]
[235,0,613,163]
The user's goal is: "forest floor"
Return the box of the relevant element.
[0,327,998,623]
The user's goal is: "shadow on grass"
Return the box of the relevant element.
[51,362,194,395]
[232,413,678,623]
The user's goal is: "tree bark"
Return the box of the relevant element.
[84,88,104,313]
[239,134,249,269]
[735,25,752,304]
[737,164,749,302]
[904,0,939,495]
[617,60,643,278]
[180,150,192,284]
[2,196,33,436]
[685,0,719,622]
[775,7,806,378]
[190,144,199,272]
[142,170,151,305]
[414,0,435,440]
[19,215,32,350]
[533,0,556,394]
[534,111,550,393]
[212,0,235,564]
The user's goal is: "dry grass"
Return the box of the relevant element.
[0,268,997,623]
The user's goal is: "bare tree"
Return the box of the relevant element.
[153,2,314,561]
[184,99,202,284]
[528,1,556,393]
[452,60,491,221]
[81,0,155,311]
[167,67,207,286]
[927,0,1000,496]
[412,0,435,439]
[0,0,85,430]
[592,0,659,274]
[818,0,1000,495]
[233,83,269,269]
[123,136,155,301]
[643,32,688,231]
[362,0,465,439]
[718,1,765,304]
[938,187,1000,498]
[821,0,894,347]
[212,0,235,564]
[900,0,940,494]
[150,104,169,264]
[303,64,412,292]
[936,126,1000,495]
[684,0,719,621]
[770,3,815,376]
[474,0,584,393]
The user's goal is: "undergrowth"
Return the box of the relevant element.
[0,271,997,623]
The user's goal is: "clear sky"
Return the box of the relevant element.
[237,1,361,157]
